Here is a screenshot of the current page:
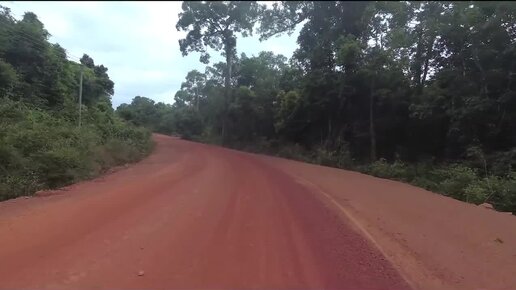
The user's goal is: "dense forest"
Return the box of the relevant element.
[0,6,152,200]
[117,1,516,213]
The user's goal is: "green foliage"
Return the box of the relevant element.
[0,98,152,201]
[465,174,516,212]
[430,164,479,200]
[424,165,516,213]
[176,1,263,59]
[177,1,266,143]
[275,143,312,163]
[117,96,164,130]
[171,107,204,140]
[274,90,307,137]
[362,159,516,213]
[0,59,18,95]
[311,141,354,169]
[368,159,412,181]
[336,35,363,69]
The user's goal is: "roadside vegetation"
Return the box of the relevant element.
[118,2,516,213]
[0,7,153,201]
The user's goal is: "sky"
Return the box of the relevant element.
[1,1,301,108]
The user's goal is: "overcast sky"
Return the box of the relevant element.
[1,1,300,107]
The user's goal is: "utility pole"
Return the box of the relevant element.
[196,86,199,111]
[78,65,84,129]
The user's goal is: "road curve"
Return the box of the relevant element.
[0,134,410,289]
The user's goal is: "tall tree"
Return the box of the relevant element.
[174,70,206,110]
[176,1,262,143]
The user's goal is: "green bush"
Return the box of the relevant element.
[276,143,312,163]
[233,136,276,155]
[0,98,153,201]
[408,176,436,190]
[172,107,204,140]
[428,164,478,200]
[312,147,338,166]
[312,142,353,169]
[361,159,515,213]
[368,158,411,181]
[463,178,492,204]
[465,174,516,212]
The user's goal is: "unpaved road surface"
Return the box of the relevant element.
[0,134,515,290]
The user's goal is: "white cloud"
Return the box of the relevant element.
[1,1,300,107]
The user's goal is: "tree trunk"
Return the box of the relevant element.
[421,56,430,89]
[421,35,436,90]
[222,40,233,145]
[195,87,199,111]
[369,76,377,162]
[327,116,332,146]
[461,48,466,78]
[413,28,424,87]
[472,45,488,96]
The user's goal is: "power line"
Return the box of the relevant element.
[1,6,101,72]
[2,25,59,53]
[1,20,90,68]
[4,28,79,61]
[1,17,52,41]
[1,27,49,51]
[2,5,26,19]
[1,30,96,75]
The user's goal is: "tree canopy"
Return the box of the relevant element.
[176,1,263,142]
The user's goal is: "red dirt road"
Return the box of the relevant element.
[0,134,515,290]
